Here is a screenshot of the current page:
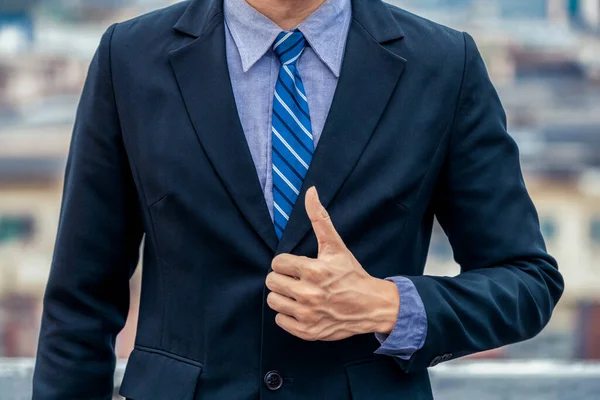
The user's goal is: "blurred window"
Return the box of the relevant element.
[591,217,600,245]
[567,0,580,18]
[0,215,35,243]
[540,217,558,241]
[499,0,547,19]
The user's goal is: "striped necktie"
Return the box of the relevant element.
[271,30,313,240]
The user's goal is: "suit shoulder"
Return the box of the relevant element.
[385,3,465,51]
[111,1,190,43]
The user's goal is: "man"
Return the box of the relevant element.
[32,0,564,398]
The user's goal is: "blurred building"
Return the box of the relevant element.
[0,1,38,52]
[569,0,600,28]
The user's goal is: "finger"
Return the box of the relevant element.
[304,186,345,256]
[271,253,316,279]
[275,313,307,339]
[265,271,302,300]
[266,291,301,318]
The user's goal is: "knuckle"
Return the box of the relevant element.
[310,292,321,304]
[310,290,323,303]
[295,287,308,301]
[319,206,330,220]
[303,327,320,341]
[297,288,312,303]
[303,266,320,281]
[303,288,325,305]
[309,206,331,225]
[295,308,310,322]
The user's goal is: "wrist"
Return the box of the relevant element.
[368,278,400,335]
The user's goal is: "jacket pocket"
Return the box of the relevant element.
[345,357,433,400]
[119,346,204,400]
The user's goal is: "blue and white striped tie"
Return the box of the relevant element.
[271,30,313,240]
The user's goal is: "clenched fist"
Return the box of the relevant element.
[265,186,400,341]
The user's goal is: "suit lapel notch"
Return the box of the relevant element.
[173,0,223,38]
[352,0,405,44]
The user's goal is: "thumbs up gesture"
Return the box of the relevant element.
[265,187,400,341]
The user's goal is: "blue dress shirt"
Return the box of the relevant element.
[223,0,427,360]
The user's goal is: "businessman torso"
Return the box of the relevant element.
[32,0,564,399]
[119,1,438,397]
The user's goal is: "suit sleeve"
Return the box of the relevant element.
[32,23,144,399]
[397,32,564,372]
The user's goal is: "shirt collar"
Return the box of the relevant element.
[224,0,351,77]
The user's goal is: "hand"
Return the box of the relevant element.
[265,186,400,341]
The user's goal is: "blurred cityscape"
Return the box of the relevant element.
[0,0,599,367]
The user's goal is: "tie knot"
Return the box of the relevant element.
[273,30,306,65]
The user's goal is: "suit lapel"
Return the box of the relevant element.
[167,0,407,255]
[169,0,279,252]
[276,1,407,254]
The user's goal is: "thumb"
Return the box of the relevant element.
[305,186,345,257]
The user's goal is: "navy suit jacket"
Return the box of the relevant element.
[32,0,564,399]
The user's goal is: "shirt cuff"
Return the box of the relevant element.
[373,276,428,360]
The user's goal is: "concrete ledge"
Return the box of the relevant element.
[2,358,600,399]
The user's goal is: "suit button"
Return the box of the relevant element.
[429,356,442,368]
[264,370,283,391]
[441,353,453,362]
